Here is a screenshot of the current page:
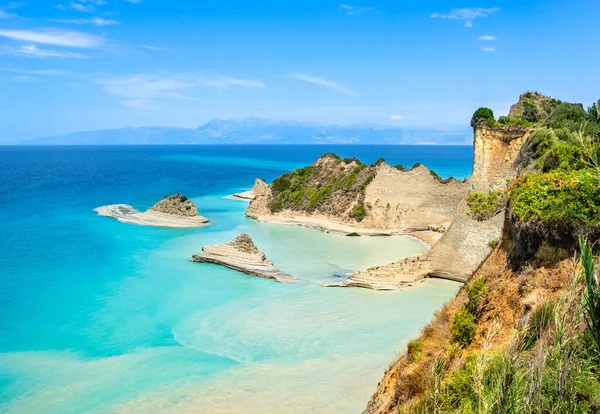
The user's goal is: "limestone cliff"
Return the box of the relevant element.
[247,155,468,235]
[346,122,531,287]
[246,96,537,287]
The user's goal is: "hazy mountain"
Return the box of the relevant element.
[27,118,472,145]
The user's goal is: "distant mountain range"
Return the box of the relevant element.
[26,118,472,145]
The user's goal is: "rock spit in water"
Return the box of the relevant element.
[191,234,299,284]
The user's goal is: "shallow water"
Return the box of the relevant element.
[0,145,469,413]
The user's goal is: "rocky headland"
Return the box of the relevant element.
[243,107,533,289]
[365,93,600,413]
[95,193,210,228]
[190,233,299,284]
[247,156,468,237]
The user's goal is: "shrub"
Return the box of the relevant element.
[545,102,589,132]
[522,101,541,123]
[394,164,408,171]
[350,202,367,221]
[407,339,423,363]
[588,100,600,124]
[466,190,505,221]
[466,277,488,317]
[471,107,495,127]
[429,170,443,181]
[361,173,376,190]
[488,239,499,249]
[271,174,292,192]
[451,306,477,347]
[536,143,588,172]
[371,157,386,167]
[509,169,600,229]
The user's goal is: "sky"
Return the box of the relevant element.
[0,0,599,142]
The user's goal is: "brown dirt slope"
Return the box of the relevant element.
[365,241,574,413]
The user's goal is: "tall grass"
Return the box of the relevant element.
[580,234,600,356]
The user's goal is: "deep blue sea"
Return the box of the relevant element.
[0,145,472,413]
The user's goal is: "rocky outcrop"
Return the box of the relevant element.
[190,234,299,284]
[150,193,201,217]
[247,156,468,235]
[95,194,210,228]
[508,91,560,120]
[471,125,532,191]
[227,178,262,201]
[342,124,529,288]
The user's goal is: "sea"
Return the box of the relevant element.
[0,145,472,413]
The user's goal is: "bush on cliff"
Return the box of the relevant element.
[509,169,600,231]
[269,156,375,215]
[450,307,476,347]
[350,202,367,221]
[545,102,592,133]
[466,190,505,221]
[471,107,495,127]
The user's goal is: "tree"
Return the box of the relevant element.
[471,107,495,127]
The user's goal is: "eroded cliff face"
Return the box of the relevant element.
[471,125,531,191]
[246,155,468,235]
[344,125,531,287]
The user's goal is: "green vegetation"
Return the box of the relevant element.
[487,239,499,249]
[450,307,477,347]
[408,339,423,363]
[471,107,495,127]
[466,190,505,221]
[268,154,376,221]
[410,242,600,413]
[465,277,488,317]
[581,235,600,356]
[450,277,488,348]
[371,157,386,167]
[522,100,540,123]
[350,202,367,221]
[509,169,600,230]
[496,115,534,128]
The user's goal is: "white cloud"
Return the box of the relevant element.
[9,44,88,58]
[430,7,500,27]
[96,73,266,108]
[4,68,69,76]
[339,4,374,15]
[0,28,103,47]
[141,45,168,51]
[390,115,403,120]
[481,47,496,52]
[50,17,119,26]
[57,0,107,13]
[478,35,497,41]
[288,73,358,96]
[124,0,141,3]
[8,75,44,83]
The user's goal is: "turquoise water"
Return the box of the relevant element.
[0,145,470,413]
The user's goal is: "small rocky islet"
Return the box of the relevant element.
[95,193,210,228]
[190,233,299,284]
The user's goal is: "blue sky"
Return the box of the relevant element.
[0,0,599,142]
